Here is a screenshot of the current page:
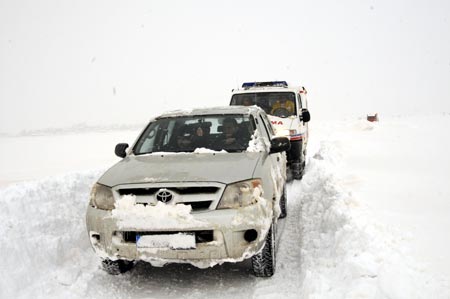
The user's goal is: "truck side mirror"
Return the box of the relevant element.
[270,137,291,154]
[301,109,311,123]
[115,143,129,158]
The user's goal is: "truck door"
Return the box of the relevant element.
[258,113,285,197]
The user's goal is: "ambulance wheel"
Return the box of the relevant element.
[292,160,305,180]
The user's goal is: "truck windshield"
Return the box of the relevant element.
[133,114,255,154]
[230,92,297,118]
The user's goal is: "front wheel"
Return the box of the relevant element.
[251,224,276,277]
[101,259,135,275]
[279,184,287,219]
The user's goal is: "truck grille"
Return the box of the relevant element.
[116,186,219,211]
[118,186,219,196]
[179,201,212,210]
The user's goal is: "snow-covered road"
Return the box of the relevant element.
[1,115,449,298]
[0,169,304,299]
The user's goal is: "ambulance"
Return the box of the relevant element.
[230,81,311,179]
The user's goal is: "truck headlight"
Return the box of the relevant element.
[89,183,115,210]
[277,129,297,137]
[217,179,262,209]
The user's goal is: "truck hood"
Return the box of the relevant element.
[98,152,262,187]
[268,115,296,133]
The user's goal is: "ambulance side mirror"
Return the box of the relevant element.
[301,109,311,123]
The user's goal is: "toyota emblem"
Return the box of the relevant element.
[155,189,173,203]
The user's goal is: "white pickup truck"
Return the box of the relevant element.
[86,106,290,277]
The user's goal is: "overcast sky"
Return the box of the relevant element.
[1,0,450,133]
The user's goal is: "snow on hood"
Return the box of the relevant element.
[111,195,208,230]
[98,152,262,187]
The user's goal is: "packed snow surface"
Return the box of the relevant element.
[0,115,449,298]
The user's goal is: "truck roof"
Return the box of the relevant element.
[157,105,263,119]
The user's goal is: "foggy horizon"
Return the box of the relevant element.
[1,0,450,134]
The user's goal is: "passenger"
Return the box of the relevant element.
[270,98,295,116]
[216,117,245,150]
[242,97,254,106]
[191,125,210,148]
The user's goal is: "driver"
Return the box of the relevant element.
[242,97,254,106]
[270,98,295,115]
[215,117,245,150]
[176,126,193,149]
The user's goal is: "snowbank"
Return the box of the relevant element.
[295,133,449,298]
[0,171,102,299]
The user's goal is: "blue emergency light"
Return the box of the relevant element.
[242,81,288,88]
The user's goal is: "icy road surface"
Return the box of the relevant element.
[0,115,449,298]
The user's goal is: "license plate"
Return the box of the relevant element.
[136,233,196,250]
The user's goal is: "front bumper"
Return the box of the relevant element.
[86,200,272,268]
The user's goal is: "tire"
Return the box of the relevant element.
[292,161,304,180]
[279,184,287,219]
[101,259,135,275]
[252,224,276,277]
[292,147,306,180]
